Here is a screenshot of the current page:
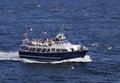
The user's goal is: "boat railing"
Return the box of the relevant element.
[21,38,56,46]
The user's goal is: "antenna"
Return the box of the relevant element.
[56,24,66,40]
[60,24,65,33]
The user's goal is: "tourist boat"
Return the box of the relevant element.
[19,31,88,62]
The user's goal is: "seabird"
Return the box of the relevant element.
[53,7,59,12]
[30,28,33,32]
[107,46,112,51]
[92,42,99,47]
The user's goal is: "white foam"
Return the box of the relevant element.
[0,51,92,64]
[49,55,92,64]
[0,51,19,61]
[20,58,48,64]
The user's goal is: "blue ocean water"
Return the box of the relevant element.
[0,0,120,82]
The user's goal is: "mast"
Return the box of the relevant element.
[56,24,66,40]
[60,24,65,34]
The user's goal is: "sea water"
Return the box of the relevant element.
[0,0,120,82]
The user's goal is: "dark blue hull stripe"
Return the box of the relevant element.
[20,55,61,59]
[19,51,88,61]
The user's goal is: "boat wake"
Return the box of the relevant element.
[0,51,19,61]
[48,55,92,64]
[0,51,92,64]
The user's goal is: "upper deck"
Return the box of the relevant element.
[20,38,88,53]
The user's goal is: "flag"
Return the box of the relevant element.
[22,32,28,39]
[22,32,27,36]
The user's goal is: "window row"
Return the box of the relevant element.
[55,40,68,45]
[21,47,68,53]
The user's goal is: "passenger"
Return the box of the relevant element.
[46,39,49,42]
[71,48,74,52]
[39,38,42,43]
[80,46,83,51]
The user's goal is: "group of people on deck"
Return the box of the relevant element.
[25,38,55,46]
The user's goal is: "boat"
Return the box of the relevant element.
[18,30,88,62]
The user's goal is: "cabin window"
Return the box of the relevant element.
[29,48,33,52]
[41,49,47,52]
[55,41,57,44]
[55,41,58,44]
[56,42,59,44]
[21,46,28,50]
[36,48,41,52]
[29,48,36,52]
[61,49,67,52]
[32,48,36,52]
[47,49,50,52]
[64,40,68,43]
[51,49,55,53]
[58,42,61,44]
[56,49,61,52]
